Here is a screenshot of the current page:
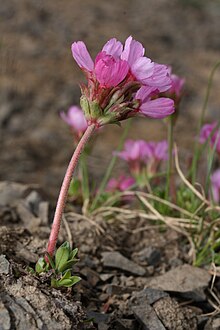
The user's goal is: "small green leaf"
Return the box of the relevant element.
[57,279,73,287]
[60,269,71,280]
[58,276,81,287]
[45,253,56,270]
[69,276,81,285]
[35,257,47,274]
[51,278,59,288]
[58,258,78,273]
[55,242,70,272]
[69,248,78,259]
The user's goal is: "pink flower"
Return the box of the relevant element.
[165,67,185,104]
[169,73,185,99]
[61,106,88,138]
[135,86,174,119]
[107,175,135,192]
[199,122,220,154]
[115,139,168,176]
[71,37,175,126]
[211,169,220,203]
[94,51,129,88]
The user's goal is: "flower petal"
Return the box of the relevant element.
[144,64,172,92]
[140,98,175,119]
[71,41,94,71]
[154,140,168,160]
[131,57,154,83]
[61,106,87,133]
[95,53,129,87]
[102,38,123,58]
[121,36,145,65]
[135,86,158,103]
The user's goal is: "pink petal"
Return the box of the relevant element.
[121,36,145,65]
[61,106,87,133]
[140,98,175,119]
[144,64,172,92]
[71,41,94,71]
[170,74,185,97]
[135,86,158,103]
[102,38,123,58]
[95,53,129,87]
[119,176,135,190]
[154,141,168,160]
[131,57,154,83]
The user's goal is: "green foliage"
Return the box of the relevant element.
[176,186,201,214]
[35,241,81,288]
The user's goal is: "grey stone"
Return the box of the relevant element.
[137,246,161,266]
[100,273,114,282]
[147,264,211,301]
[0,301,11,330]
[102,251,146,276]
[132,303,166,330]
[106,284,135,296]
[0,182,30,206]
[0,255,10,275]
[25,191,42,215]
[204,317,220,330]
[0,103,15,127]
[133,288,169,305]
[38,201,49,225]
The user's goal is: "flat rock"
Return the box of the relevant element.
[0,182,31,206]
[134,246,161,266]
[0,255,10,275]
[153,296,198,330]
[132,288,169,305]
[147,264,211,301]
[102,251,146,276]
[132,303,166,330]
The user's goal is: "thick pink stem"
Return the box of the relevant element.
[46,124,96,257]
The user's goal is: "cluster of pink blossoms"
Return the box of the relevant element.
[199,122,220,154]
[61,106,88,139]
[199,122,220,203]
[107,175,135,193]
[71,36,175,126]
[211,169,220,203]
[167,67,185,103]
[115,139,168,178]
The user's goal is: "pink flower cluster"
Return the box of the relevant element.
[211,169,220,203]
[107,175,135,192]
[61,106,88,138]
[199,122,220,154]
[71,37,175,126]
[167,67,185,101]
[115,139,168,177]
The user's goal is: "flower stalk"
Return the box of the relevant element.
[165,115,174,200]
[46,124,96,258]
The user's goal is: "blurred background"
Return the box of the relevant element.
[0,0,220,199]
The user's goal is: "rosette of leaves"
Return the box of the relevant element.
[35,241,81,288]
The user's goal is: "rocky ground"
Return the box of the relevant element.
[1,182,220,329]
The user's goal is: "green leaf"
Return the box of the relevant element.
[57,279,74,287]
[35,257,47,274]
[45,252,56,270]
[58,276,81,287]
[69,276,81,285]
[55,242,70,272]
[69,248,78,259]
[58,258,79,273]
[68,179,81,197]
[60,269,71,280]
